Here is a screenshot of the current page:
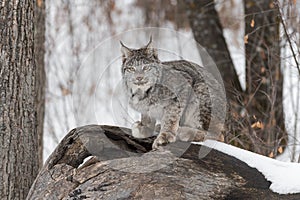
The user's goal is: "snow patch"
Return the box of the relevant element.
[194,140,300,194]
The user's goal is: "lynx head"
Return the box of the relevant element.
[120,38,161,97]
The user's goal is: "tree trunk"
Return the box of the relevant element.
[27,125,300,199]
[34,0,46,168]
[0,0,43,199]
[184,0,243,108]
[244,0,287,156]
[185,0,288,156]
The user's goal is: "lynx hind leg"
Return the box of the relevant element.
[208,122,225,142]
[177,127,205,142]
[177,127,224,142]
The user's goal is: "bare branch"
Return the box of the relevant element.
[274,0,300,76]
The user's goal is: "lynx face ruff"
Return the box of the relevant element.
[121,39,224,149]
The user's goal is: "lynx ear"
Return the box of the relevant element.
[120,41,133,63]
[144,36,158,59]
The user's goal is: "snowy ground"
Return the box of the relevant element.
[199,140,300,194]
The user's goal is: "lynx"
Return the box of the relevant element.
[121,38,224,149]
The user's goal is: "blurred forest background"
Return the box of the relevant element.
[45,0,300,162]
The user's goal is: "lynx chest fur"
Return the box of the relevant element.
[121,39,223,149]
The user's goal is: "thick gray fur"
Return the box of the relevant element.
[121,39,224,149]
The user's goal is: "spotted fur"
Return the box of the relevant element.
[121,39,224,149]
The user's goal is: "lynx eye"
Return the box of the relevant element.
[143,65,151,71]
[125,67,135,73]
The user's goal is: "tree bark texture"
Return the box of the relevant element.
[0,0,42,199]
[27,125,300,200]
[244,0,287,156]
[34,0,46,168]
[184,0,243,107]
[185,0,288,157]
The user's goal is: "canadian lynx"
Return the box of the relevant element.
[121,38,224,149]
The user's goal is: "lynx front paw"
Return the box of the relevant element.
[132,121,144,138]
[132,121,155,138]
[152,132,176,150]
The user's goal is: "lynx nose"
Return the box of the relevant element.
[136,76,144,81]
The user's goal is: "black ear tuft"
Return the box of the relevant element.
[120,41,133,63]
[144,36,158,59]
[144,35,153,49]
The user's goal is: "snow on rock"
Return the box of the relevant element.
[194,140,300,194]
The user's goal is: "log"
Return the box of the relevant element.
[27,125,300,200]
